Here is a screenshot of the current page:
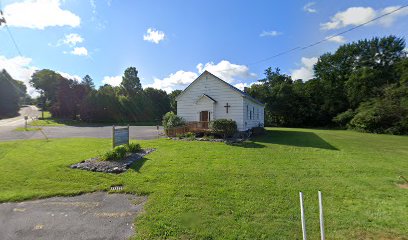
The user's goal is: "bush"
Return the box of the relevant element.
[251,127,265,136]
[176,132,196,140]
[125,142,141,153]
[333,109,356,128]
[162,111,185,130]
[349,99,406,134]
[184,132,196,140]
[210,119,237,139]
[102,147,125,161]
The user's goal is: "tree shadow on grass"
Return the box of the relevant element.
[129,157,149,172]
[226,141,266,148]
[253,129,338,150]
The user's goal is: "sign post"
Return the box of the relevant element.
[112,125,129,148]
[24,115,28,129]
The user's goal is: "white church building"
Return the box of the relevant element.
[176,70,264,131]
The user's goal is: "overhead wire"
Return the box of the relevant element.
[248,4,408,66]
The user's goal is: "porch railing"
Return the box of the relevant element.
[166,121,210,137]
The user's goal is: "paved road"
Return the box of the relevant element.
[0,125,164,141]
[0,106,164,141]
[0,106,40,127]
[0,192,146,240]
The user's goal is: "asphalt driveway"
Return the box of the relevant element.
[0,125,164,141]
[0,192,146,240]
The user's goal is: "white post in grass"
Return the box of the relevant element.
[318,191,325,240]
[299,192,307,240]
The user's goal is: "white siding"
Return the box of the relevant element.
[177,71,264,131]
[243,98,264,129]
[177,72,245,130]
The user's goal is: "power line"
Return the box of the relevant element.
[5,25,23,56]
[249,4,408,66]
[0,0,23,57]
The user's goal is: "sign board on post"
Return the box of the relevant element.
[112,125,129,148]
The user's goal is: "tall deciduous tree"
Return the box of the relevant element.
[30,69,64,108]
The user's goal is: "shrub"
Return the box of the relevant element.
[125,142,141,153]
[162,111,185,130]
[333,109,356,128]
[184,132,196,140]
[251,127,265,136]
[175,132,195,140]
[210,119,237,139]
[101,145,128,161]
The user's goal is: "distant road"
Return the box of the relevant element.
[0,105,40,127]
[0,106,164,141]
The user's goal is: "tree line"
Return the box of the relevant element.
[1,35,407,135]
[247,35,408,134]
[30,67,178,123]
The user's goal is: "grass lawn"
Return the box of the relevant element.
[30,111,85,126]
[0,128,407,239]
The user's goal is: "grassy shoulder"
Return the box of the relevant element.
[30,111,82,126]
[0,128,407,239]
[14,127,42,132]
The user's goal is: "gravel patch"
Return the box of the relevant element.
[70,149,155,174]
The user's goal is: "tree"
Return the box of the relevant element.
[0,70,22,118]
[143,88,171,122]
[169,90,182,113]
[82,75,95,91]
[120,67,142,96]
[30,69,65,108]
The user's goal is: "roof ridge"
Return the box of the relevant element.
[203,70,264,106]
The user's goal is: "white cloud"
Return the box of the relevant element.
[143,28,166,44]
[1,55,83,96]
[58,71,81,82]
[0,55,37,96]
[3,0,80,30]
[197,60,257,83]
[378,6,408,27]
[146,71,198,93]
[102,75,122,86]
[303,2,317,13]
[90,0,97,15]
[234,82,260,91]
[321,5,408,30]
[291,57,318,81]
[70,47,88,56]
[57,33,84,47]
[325,35,346,43]
[259,30,281,37]
[147,60,256,92]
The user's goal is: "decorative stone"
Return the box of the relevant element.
[70,149,155,174]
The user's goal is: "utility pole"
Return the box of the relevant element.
[0,11,6,26]
[40,91,45,119]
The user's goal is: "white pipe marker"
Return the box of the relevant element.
[299,191,307,240]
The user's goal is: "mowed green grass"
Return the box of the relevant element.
[0,128,407,239]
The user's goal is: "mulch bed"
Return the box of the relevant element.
[70,148,155,174]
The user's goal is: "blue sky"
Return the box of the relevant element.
[1,0,408,95]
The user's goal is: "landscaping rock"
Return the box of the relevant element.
[170,137,224,142]
[70,148,155,174]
